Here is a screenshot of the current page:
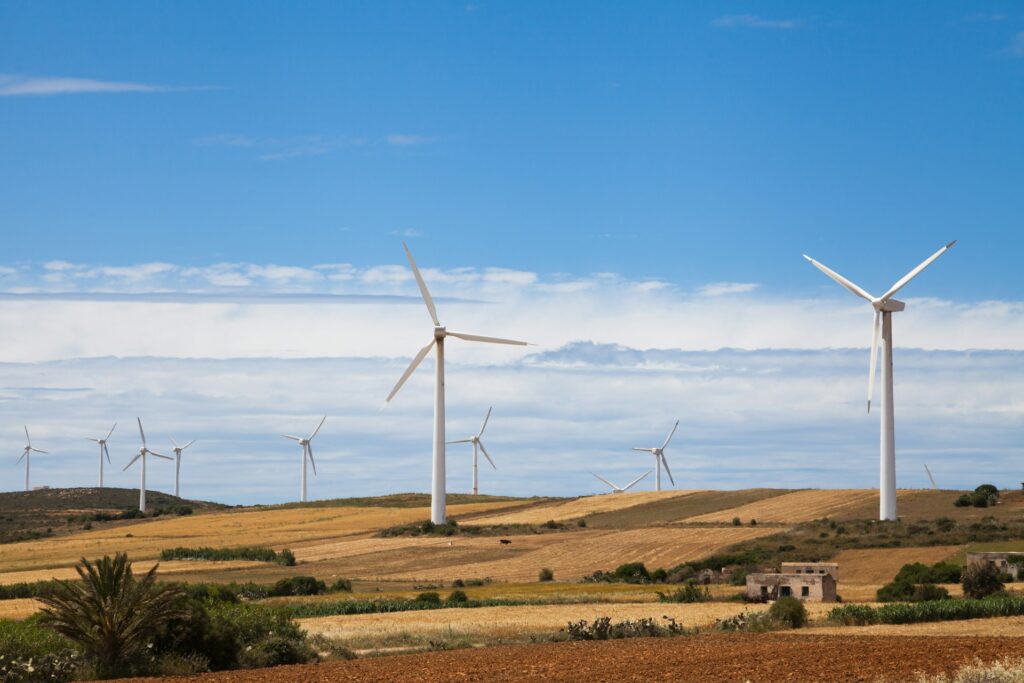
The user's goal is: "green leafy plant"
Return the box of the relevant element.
[657,583,710,603]
[962,561,1004,599]
[768,596,808,628]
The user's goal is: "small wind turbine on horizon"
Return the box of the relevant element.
[384,243,528,524]
[283,417,325,503]
[632,420,679,491]
[804,240,956,521]
[17,427,47,492]
[591,470,651,494]
[123,418,172,512]
[86,423,116,488]
[170,437,196,498]
[924,464,938,490]
[447,406,497,496]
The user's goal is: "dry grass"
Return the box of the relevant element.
[832,546,963,585]
[795,615,1024,638]
[681,489,881,524]
[0,599,42,620]
[0,559,268,586]
[0,501,521,574]
[469,491,698,525]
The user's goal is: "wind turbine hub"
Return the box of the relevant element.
[434,326,447,340]
[873,299,906,313]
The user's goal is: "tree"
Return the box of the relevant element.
[962,561,1004,599]
[37,553,187,678]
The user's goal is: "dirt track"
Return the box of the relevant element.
[116,633,1024,682]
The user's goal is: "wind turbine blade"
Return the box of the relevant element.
[803,255,875,301]
[152,452,173,461]
[17,451,26,464]
[924,464,938,489]
[661,420,680,450]
[660,453,675,486]
[182,440,196,450]
[403,242,440,326]
[446,439,474,444]
[24,426,30,446]
[86,437,100,443]
[309,415,326,441]
[477,406,492,438]
[306,444,317,475]
[880,240,957,301]
[123,453,142,471]
[446,331,527,346]
[31,448,48,454]
[103,443,111,464]
[478,441,496,469]
[137,417,146,447]
[105,422,117,441]
[171,436,179,448]
[385,339,436,403]
[867,309,882,413]
[623,470,652,491]
[632,448,654,453]
[590,472,618,491]
[282,435,303,441]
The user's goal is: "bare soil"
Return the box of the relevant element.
[113,633,1024,682]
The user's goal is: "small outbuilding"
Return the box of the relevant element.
[967,551,1024,580]
[745,572,837,603]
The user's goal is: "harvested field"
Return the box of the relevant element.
[681,488,879,524]
[799,615,1024,637]
[832,545,963,585]
[469,490,696,525]
[583,488,792,529]
[841,489,1024,522]
[0,501,521,574]
[0,598,41,620]
[293,526,778,582]
[0,559,267,586]
[113,634,1024,682]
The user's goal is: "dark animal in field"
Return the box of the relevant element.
[499,539,512,545]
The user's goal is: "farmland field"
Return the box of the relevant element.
[832,546,963,584]
[468,490,697,525]
[681,488,880,524]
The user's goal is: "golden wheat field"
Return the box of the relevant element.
[681,489,880,524]
[0,599,42,620]
[0,501,524,574]
[832,546,963,585]
[793,615,1024,637]
[300,601,837,642]
[469,490,698,525]
[0,559,270,586]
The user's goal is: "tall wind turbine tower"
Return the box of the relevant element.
[123,418,171,512]
[86,423,116,488]
[384,244,528,524]
[804,240,956,521]
[632,420,679,491]
[283,417,325,503]
[17,427,47,492]
[170,437,196,498]
[447,407,497,495]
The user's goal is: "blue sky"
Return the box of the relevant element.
[1,2,1022,502]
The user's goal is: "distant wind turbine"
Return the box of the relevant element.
[170,437,196,498]
[283,417,325,503]
[123,418,172,512]
[447,407,497,496]
[924,464,938,490]
[17,427,47,492]
[384,243,528,523]
[86,423,116,488]
[591,471,651,494]
[632,420,679,491]
[804,240,956,520]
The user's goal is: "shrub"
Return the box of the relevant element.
[972,492,992,508]
[954,494,973,507]
[0,617,80,681]
[732,517,741,527]
[446,590,468,604]
[415,592,442,605]
[912,584,950,602]
[612,562,650,583]
[543,520,559,529]
[963,562,1004,599]
[716,611,778,632]
[539,567,555,582]
[158,546,293,565]
[576,518,587,528]
[277,549,296,566]
[271,576,326,597]
[768,596,808,628]
[657,583,710,603]
[827,604,877,626]
[329,578,353,592]
[564,617,685,640]
[750,519,757,526]
[239,636,316,669]
[651,568,668,583]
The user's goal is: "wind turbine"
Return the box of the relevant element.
[591,471,651,494]
[282,417,325,503]
[86,423,116,488]
[924,464,938,490]
[123,418,171,512]
[804,240,956,521]
[170,437,196,498]
[17,427,47,492]
[447,407,497,496]
[632,420,679,491]
[384,243,528,523]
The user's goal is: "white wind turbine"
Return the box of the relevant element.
[447,407,497,496]
[17,427,48,492]
[123,418,172,512]
[86,423,116,488]
[170,437,196,498]
[591,470,651,494]
[283,416,325,503]
[384,243,528,524]
[804,240,956,521]
[924,464,938,490]
[632,420,679,491]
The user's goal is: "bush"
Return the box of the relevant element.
[768,596,808,628]
[912,584,950,602]
[612,562,650,584]
[954,494,973,507]
[0,617,80,681]
[716,611,778,632]
[271,576,326,597]
[543,520,559,529]
[158,546,294,565]
[446,590,468,604]
[657,583,710,603]
[415,592,442,605]
[238,636,316,669]
[539,567,555,582]
[576,518,587,528]
[329,578,353,592]
[732,517,741,527]
[564,617,686,641]
[278,549,296,566]
[827,604,877,626]
[963,562,1004,599]
[651,568,668,583]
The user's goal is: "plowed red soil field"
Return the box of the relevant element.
[114,633,1024,682]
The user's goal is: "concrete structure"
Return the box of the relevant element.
[967,552,1024,580]
[781,562,839,582]
[746,572,837,603]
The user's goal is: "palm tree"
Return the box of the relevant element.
[38,553,187,678]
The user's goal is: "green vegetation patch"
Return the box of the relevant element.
[160,546,296,566]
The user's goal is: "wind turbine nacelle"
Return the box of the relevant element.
[874,299,906,313]
[434,326,447,340]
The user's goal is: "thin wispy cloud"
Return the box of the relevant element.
[965,12,1009,22]
[0,75,206,97]
[387,134,437,146]
[1009,31,1024,57]
[712,14,803,30]
[390,228,423,238]
[698,282,760,297]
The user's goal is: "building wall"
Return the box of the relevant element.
[781,562,839,581]
[745,573,837,603]
[967,552,1023,580]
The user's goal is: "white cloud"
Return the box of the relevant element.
[697,282,760,297]
[1009,32,1024,57]
[0,75,201,97]
[43,261,76,272]
[390,229,423,238]
[712,14,803,29]
[387,134,437,146]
